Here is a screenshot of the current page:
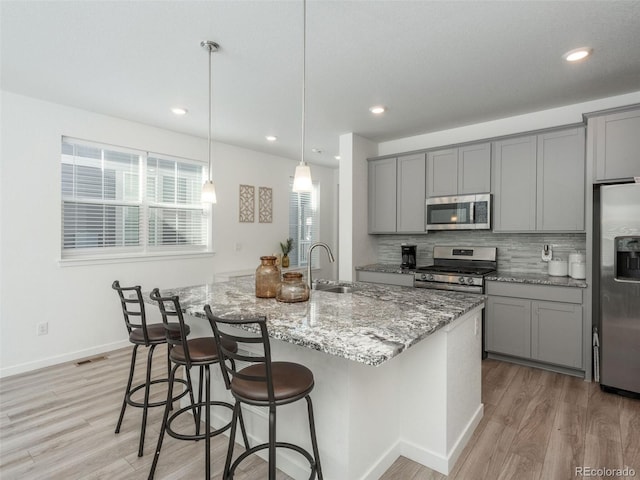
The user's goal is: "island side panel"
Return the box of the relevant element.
[397,306,484,475]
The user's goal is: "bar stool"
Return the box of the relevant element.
[112,280,190,457]
[205,304,323,480]
[148,289,249,480]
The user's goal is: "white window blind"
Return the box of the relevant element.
[61,138,210,259]
[288,181,320,267]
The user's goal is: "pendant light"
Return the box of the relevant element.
[292,0,313,193]
[201,40,219,203]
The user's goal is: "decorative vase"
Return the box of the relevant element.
[281,253,290,268]
[255,256,280,298]
[276,272,310,303]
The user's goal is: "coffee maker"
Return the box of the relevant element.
[401,244,417,269]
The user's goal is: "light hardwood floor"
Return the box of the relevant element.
[1,346,638,479]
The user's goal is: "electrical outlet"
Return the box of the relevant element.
[37,322,48,336]
[234,242,242,252]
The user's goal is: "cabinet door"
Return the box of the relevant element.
[531,301,583,368]
[536,128,585,231]
[486,296,531,358]
[492,136,537,231]
[458,143,491,194]
[595,109,640,181]
[427,149,458,197]
[368,158,397,233]
[397,153,426,233]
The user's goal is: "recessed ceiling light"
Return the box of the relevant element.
[171,107,188,115]
[265,135,277,142]
[369,105,386,114]
[563,47,593,62]
[334,155,341,161]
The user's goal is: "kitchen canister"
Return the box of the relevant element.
[548,258,568,276]
[568,251,587,279]
[255,255,280,298]
[276,272,310,303]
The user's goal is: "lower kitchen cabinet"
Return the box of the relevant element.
[485,281,584,371]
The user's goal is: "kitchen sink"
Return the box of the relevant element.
[312,284,357,294]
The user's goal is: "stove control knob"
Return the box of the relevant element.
[420,274,427,280]
[458,276,465,284]
[467,277,475,285]
[427,274,434,281]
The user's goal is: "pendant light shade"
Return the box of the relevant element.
[292,0,313,193]
[201,40,219,203]
[292,164,312,192]
[201,180,217,203]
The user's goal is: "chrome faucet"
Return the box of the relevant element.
[307,242,335,289]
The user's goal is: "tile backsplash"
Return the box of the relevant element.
[376,231,586,274]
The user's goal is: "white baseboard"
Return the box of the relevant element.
[401,403,484,475]
[0,339,131,378]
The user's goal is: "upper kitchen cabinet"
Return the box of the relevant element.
[591,108,640,182]
[368,153,426,234]
[426,143,491,197]
[492,127,585,232]
[536,128,585,231]
[492,135,537,231]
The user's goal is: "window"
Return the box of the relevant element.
[288,181,320,267]
[61,138,210,259]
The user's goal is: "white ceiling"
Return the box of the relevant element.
[2,1,640,167]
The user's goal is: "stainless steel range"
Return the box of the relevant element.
[414,246,497,293]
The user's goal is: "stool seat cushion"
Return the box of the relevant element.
[129,323,165,344]
[170,337,237,364]
[129,322,190,344]
[231,362,314,402]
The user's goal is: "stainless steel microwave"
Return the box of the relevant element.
[426,194,491,230]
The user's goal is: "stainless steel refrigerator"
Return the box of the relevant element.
[598,183,640,396]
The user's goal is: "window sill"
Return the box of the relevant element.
[58,251,215,267]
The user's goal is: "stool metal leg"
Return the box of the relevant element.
[223,402,240,479]
[204,365,211,480]
[306,396,323,480]
[268,405,276,480]
[115,345,138,434]
[138,344,157,457]
[148,362,179,480]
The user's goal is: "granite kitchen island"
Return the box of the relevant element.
[149,277,485,479]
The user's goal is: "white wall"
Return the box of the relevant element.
[0,91,337,377]
[338,133,377,281]
[378,91,640,155]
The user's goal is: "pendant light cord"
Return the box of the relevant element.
[208,44,213,181]
[300,0,306,167]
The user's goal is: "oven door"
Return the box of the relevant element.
[426,194,491,230]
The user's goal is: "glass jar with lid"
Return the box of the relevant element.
[255,256,280,298]
[276,272,310,303]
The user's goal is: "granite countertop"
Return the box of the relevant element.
[356,263,588,288]
[147,277,484,367]
[355,264,418,275]
[486,271,587,288]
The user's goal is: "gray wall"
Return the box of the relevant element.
[376,232,586,274]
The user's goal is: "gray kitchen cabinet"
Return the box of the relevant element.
[493,127,585,232]
[536,128,585,231]
[368,157,397,233]
[532,300,583,369]
[485,281,584,371]
[485,295,532,358]
[426,143,491,197]
[396,153,427,232]
[492,135,537,231]
[593,108,640,181]
[368,153,426,234]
